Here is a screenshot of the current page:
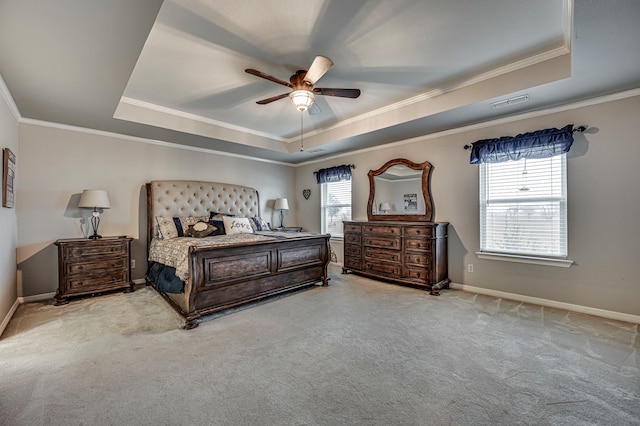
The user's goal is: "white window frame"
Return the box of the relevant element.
[478,154,573,267]
[321,180,352,239]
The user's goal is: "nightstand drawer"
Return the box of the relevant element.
[65,269,129,292]
[63,242,127,260]
[64,258,127,275]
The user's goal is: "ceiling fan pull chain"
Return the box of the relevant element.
[300,112,304,152]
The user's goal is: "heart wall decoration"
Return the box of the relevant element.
[303,189,311,200]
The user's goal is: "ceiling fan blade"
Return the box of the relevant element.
[256,93,290,105]
[313,88,361,98]
[308,102,322,115]
[245,69,292,88]
[303,56,333,85]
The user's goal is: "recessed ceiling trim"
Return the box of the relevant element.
[294,52,572,153]
[294,87,640,168]
[114,97,289,153]
[118,96,287,142]
[296,45,570,144]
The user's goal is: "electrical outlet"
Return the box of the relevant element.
[467,263,474,273]
[131,259,136,269]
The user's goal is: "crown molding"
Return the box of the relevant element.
[18,118,293,167]
[0,73,22,121]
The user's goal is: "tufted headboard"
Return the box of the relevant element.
[146,180,260,248]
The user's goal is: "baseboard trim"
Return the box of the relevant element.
[18,292,56,304]
[0,299,20,337]
[449,283,640,324]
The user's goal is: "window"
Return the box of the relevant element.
[480,154,567,258]
[321,180,352,238]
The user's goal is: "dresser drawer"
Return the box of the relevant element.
[405,267,431,283]
[344,223,362,233]
[64,257,127,276]
[344,256,362,270]
[365,248,401,263]
[63,242,127,260]
[404,253,432,266]
[404,226,434,237]
[344,233,361,245]
[344,244,361,256]
[365,236,401,250]
[404,238,431,252]
[363,225,401,236]
[365,261,401,276]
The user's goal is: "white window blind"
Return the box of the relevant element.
[321,180,352,237]
[480,154,567,258]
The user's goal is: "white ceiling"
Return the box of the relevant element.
[1,0,639,164]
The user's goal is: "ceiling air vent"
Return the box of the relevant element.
[491,94,530,109]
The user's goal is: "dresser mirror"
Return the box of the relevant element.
[367,158,434,222]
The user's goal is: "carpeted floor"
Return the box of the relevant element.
[1,265,638,425]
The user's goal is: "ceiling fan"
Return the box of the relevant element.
[245,56,361,114]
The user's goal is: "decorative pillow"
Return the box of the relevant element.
[185,221,217,238]
[156,216,179,239]
[222,216,254,235]
[250,216,271,231]
[209,213,233,235]
[173,216,211,237]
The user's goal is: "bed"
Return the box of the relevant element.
[146,180,331,329]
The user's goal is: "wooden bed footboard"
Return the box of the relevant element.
[156,234,331,329]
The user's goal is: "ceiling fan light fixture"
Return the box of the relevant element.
[289,90,315,112]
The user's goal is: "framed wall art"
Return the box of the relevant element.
[3,148,16,208]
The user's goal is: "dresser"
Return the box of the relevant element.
[342,221,449,295]
[54,236,134,305]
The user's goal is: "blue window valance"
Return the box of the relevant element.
[315,164,353,184]
[470,124,574,164]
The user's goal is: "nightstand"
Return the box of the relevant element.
[54,236,134,305]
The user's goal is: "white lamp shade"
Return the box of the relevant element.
[274,198,289,210]
[380,202,392,212]
[78,189,111,209]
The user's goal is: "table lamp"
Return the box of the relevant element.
[78,189,111,239]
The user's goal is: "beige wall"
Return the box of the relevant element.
[296,94,640,317]
[0,82,18,331]
[16,123,296,297]
[8,91,640,317]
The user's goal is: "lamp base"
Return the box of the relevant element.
[88,214,102,240]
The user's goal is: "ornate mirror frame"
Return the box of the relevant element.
[367,158,434,222]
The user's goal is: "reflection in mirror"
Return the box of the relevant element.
[373,165,425,215]
[367,158,433,222]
